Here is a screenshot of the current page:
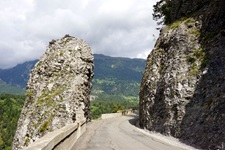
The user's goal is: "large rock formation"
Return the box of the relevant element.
[12,35,94,150]
[139,0,225,149]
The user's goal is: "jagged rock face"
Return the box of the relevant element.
[139,1,225,148]
[140,18,204,137]
[12,35,94,150]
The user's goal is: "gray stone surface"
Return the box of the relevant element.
[12,35,94,150]
[140,18,204,138]
[139,1,225,148]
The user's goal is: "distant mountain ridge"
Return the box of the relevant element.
[94,54,145,82]
[0,60,38,88]
[0,80,25,95]
[0,54,145,100]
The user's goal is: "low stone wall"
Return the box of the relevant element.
[101,109,134,119]
[101,113,122,119]
[24,120,86,150]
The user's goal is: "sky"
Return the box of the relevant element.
[0,0,159,69]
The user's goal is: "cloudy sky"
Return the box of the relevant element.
[0,0,159,69]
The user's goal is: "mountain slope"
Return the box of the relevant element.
[0,80,25,95]
[94,54,145,82]
[0,60,38,88]
[0,54,146,101]
[92,54,145,101]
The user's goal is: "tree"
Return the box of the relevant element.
[153,0,173,25]
[0,94,25,149]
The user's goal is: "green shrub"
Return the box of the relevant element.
[188,29,200,37]
[25,137,30,145]
[168,20,183,30]
[39,121,49,133]
[184,18,196,25]
[60,50,64,56]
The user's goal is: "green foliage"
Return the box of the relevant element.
[153,0,173,24]
[186,48,208,76]
[39,121,49,133]
[60,50,64,56]
[190,63,199,76]
[167,20,183,30]
[25,89,33,97]
[188,29,200,37]
[0,94,25,150]
[0,137,3,147]
[92,54,145,102]
[184,18,196,25]
[91,99,138,119]
[24,137,30,146]
[92,79,140,98]
[112,105,124,113]
[37,89,63,108]
[167,17,194,30]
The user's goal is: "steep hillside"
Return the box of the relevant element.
[140,0,225,149]
[0,60,37,88]
[0,80,25,95]
[92,54,145,101]
[94,54,145,82]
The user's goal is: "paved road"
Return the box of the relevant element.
[72,115,189,150]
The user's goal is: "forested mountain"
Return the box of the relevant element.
[0,54,146,101]
[0,60,38,88]
[92,54,145,101]
[0,80,25,95]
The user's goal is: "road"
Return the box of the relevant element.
[72,114,193,150]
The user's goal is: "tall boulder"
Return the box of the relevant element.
[13,35,94,149]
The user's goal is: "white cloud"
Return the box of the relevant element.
[0,0,159,69]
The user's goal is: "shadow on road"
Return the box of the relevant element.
[127,114,140,128]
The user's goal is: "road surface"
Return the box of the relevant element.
[72,114,193,150]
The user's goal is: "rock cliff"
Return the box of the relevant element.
[12,35,94,150]
[139,0,225,149]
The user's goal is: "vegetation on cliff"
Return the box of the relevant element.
[140,0,225,149]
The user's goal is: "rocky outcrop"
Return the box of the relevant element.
[12,35,94,150]
[139,0,225,149]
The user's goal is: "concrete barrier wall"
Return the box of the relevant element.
[101,109,134,119]
[101,113,122,119]
[24,120,86,150]
[25,110,134,149]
